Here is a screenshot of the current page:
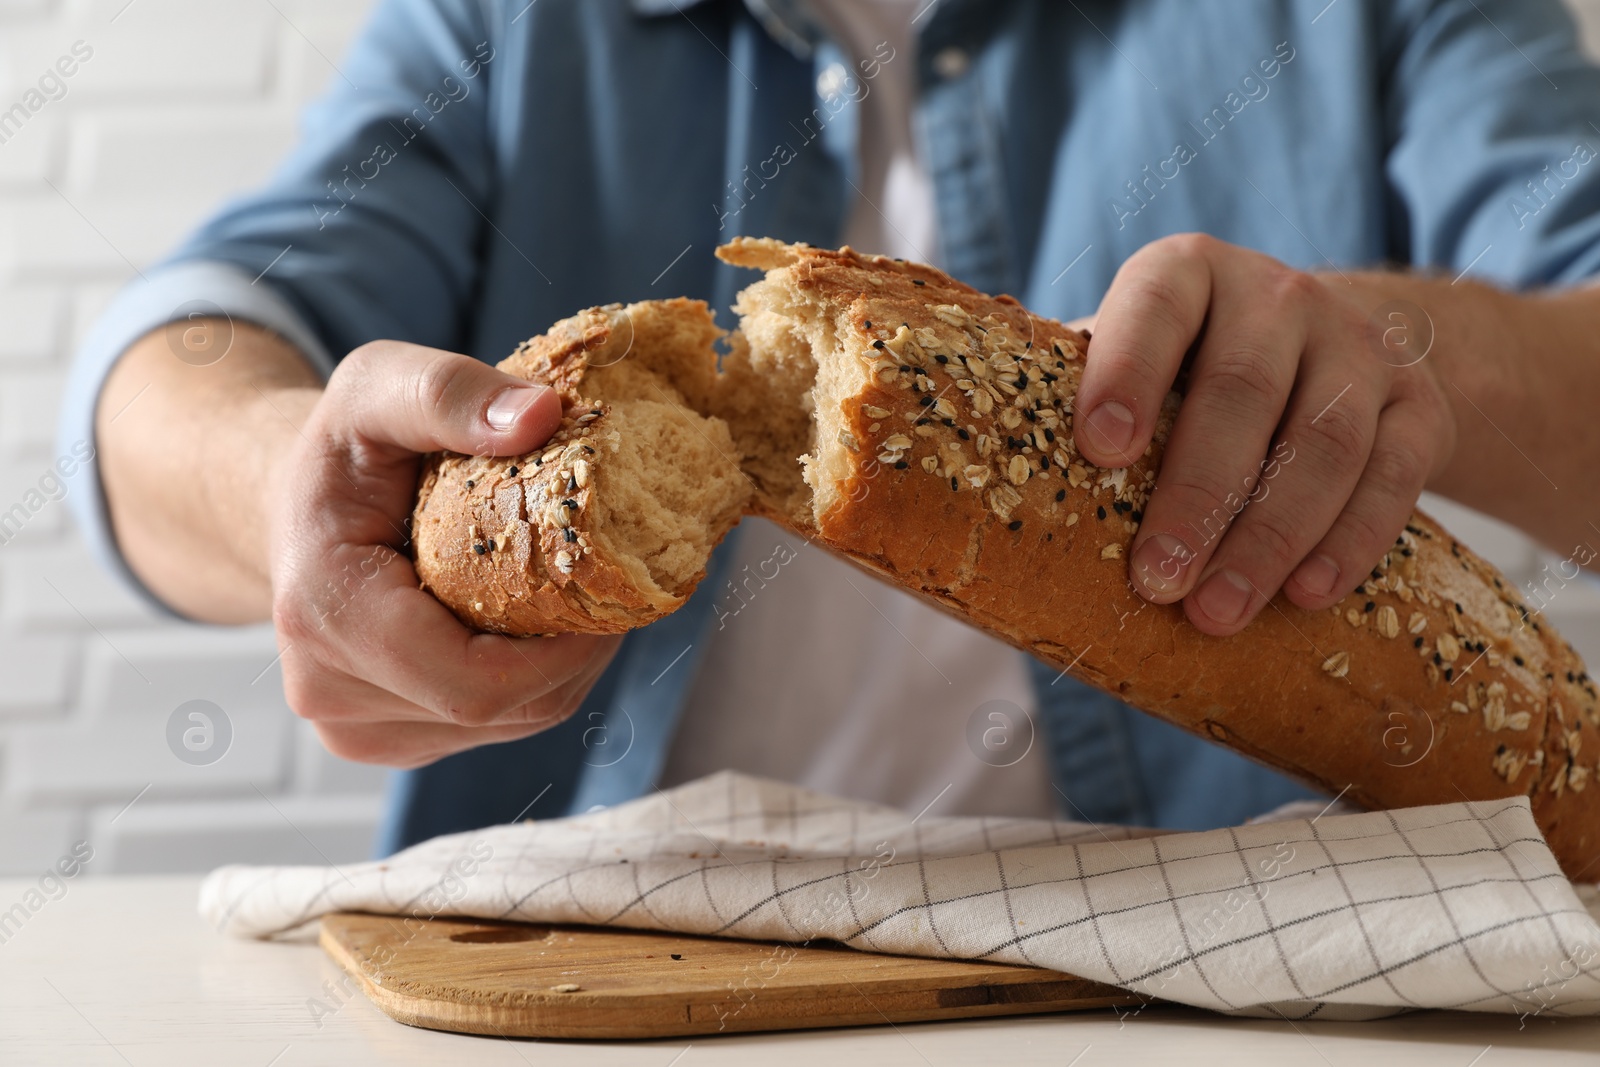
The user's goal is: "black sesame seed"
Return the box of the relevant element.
[1130,510,1143,522]
[1444,667,1453,681]
[1455,602,1463,613]
[1046,532,1053,541]
[942,418,955,427]
[563,527,577,543]
[864,320,872,329]
[919,396,935,407]
[1007,436,1019,449]
[567,475,579,492]
[1016,374,1029,388]
[1096,506,1107,520]
[872,339,886,350]
[534,456,543,466]
[1364,601,1375,613]
[957,428,970,440]
[1055,489,1066,502]
[1514,655,1525,666]
[912,278,926,286]
[1040,454,1050,469]
[506,466,519,477]
[950,476,959,491]
[1043,428,1056,442]
[900,364,912,372]
[1008,520,1023,531]
[1569,671,1577,682]
[473,543,486,555]
[935,354,949,364]
[464,479,475,489]
[561,499,578,509]
[915,417,931,426]
[1023,408,1037,422]
[1433,652,1442,665]
[894,460,908,470]
[1414,637,1424,648]
[582,446,595,454]
[671,954,683,961]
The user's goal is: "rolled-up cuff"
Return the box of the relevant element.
[56,260,335,618]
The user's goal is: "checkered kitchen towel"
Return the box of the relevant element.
[200,771,1600,1020]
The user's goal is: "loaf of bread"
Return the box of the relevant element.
[411,240,1600,880]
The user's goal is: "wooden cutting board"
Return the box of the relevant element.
[320,912,1152,1039]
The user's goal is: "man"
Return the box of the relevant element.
[62,0,1600,853]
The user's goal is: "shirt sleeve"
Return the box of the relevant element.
[57,0,498,613]
[1383,0,1600,285]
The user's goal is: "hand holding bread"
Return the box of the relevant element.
[267,338,620,768]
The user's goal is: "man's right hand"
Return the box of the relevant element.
[99,322,621,768]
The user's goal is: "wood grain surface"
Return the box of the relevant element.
[319,912,1150,1040]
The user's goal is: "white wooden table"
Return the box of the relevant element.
[1,876,1595,1065]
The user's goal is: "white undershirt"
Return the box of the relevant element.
[658,0,1055,821]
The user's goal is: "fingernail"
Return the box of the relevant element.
[1132,532,1193,598]
[1294,553,1341,599]
[486,386,541,431]
[1194,569,1254,627]
[1084,400,1136,460]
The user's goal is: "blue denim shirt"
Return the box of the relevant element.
[61,0,1600,853]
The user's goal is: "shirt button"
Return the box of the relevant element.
[932,46,970,80]
[817,62,848,100]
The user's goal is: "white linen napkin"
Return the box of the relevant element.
[199,771,1600,1021]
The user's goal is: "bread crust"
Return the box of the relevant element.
[717,238,1600,880]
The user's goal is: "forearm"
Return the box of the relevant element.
[1337,271,1600,562]
[96,320,323,622]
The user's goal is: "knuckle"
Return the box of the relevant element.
[1112,276,1195,349]
[1161,231,1216,260]
[272,596,320,651]
[441,690,513,729]
[412,352,466,418]
[1155,467,1249,544]
[1299,400,1368,466]
[1201,347,1282,411]
[1266,265,1320,309]
[315,724,386,765]
[1240,506,1304,569]
[337,340,391,383]
[281,663,329,724]
[1362,439,1426,502]
[1335,504,1397,565]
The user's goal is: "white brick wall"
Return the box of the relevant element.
[0,0,384,876]
[1,0,1599,876]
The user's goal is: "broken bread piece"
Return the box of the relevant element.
[410,298,750,634]
[713,237,1600,882]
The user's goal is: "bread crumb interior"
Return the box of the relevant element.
[714,274,862,529]
[581,341,749,602]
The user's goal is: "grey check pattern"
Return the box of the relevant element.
[200,772,1600,1020]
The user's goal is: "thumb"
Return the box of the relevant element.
[333,340,563,458]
